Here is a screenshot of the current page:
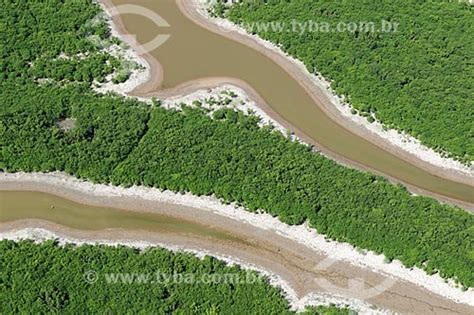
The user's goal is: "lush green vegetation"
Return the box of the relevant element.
[305,305,354,315]
[1,0,132,86]
[0,240,291,313]
[1,83,149,181]
[1,0,473,292]
[218,0,474,163]
[1,240,354,314]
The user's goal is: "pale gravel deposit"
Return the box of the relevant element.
[0,227,391,315]
[192,0,473,176]
[92,1,152,96]
[159,85,290,135]
[2,172,473,308]
[92,2,289,136]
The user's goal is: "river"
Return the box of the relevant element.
[107,0,473,206]
[1,189,472,314]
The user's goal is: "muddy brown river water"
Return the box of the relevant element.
[0,191,232,240]
[1,188,473,314]
[106,0,473,206]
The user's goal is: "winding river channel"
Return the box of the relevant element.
[1,188,473,314]
[106,0,473,206]
[0,191,231,239]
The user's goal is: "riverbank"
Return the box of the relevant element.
[0,225,386,314]
[1,172,473,313]
[95,1,286,135]
[96,0,474,209]
[185,0,473,178]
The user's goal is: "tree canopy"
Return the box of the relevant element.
[220,0,474,163]
[0,240,295,313]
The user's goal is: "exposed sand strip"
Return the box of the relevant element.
[1,172,473,314]
[0,225,390,315]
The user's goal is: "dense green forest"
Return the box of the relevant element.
[0,0,132,85]
[2,240,351,314]
[1,0,474,293]
[305,305,353,315]
[216,0,474,163]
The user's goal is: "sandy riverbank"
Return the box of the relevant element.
[0,225,389,314]
[181,0,473,179]
[1,172,473,313]
[123,0,474,181]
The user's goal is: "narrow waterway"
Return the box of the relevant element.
[1,189,473,314]
[0,191,232,240]
[109,0,473,205]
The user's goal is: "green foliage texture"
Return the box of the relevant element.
[223,0,474,163]
[0,240,293,314]
[1,0,473,291]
